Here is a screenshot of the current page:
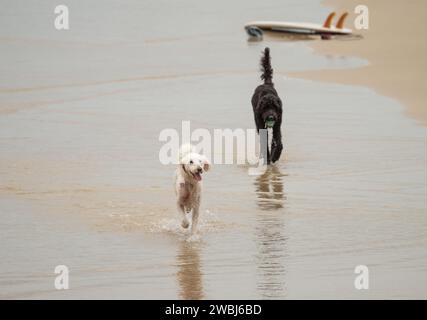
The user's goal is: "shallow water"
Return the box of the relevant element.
[1,0,427,299]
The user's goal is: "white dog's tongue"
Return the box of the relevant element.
[194,173,202,181]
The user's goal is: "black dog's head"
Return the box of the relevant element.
[258,94,282,128]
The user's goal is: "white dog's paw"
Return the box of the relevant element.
[181,219,190,229]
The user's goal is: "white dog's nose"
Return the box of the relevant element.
[197,167,203,173]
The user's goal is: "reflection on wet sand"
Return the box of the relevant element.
[254,165,286,210]
[254,166,287,298]
[176,242,204,300]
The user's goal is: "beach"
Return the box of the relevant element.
[1,0,427,299]
[291,0,427,124]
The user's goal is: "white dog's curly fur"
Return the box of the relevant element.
[174,144,210,234]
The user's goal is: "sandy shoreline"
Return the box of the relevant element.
[290,0,427,125]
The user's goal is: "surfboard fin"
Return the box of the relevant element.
[323,12,336,28]
[336,12,349,29]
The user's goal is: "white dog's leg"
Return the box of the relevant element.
[177,202,190,229]
[191,205,200,234]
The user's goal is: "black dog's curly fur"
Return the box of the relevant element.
[251,47,283,164]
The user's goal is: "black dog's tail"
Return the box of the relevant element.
[260,47,273,84]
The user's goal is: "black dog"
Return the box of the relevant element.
[251,47,283,164]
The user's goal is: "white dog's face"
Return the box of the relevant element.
[181,153,210,182]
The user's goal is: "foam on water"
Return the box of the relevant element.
[149,210,226,240]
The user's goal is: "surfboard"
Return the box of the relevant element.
[245,12,352,36]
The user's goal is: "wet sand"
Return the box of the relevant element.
[1,0,427,299]
[290,0,427,125]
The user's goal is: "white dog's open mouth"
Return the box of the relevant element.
[192,172,202,181]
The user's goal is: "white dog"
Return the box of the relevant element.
[174,144,210,234]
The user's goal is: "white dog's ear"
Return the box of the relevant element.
[201,155,211,172]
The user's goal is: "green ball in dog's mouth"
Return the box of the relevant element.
[265,115,275,128]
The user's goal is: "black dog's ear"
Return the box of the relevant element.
[255,113,263,132]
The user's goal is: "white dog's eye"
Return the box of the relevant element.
[189,160,193,164]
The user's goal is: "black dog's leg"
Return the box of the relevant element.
[270,127,283,163]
